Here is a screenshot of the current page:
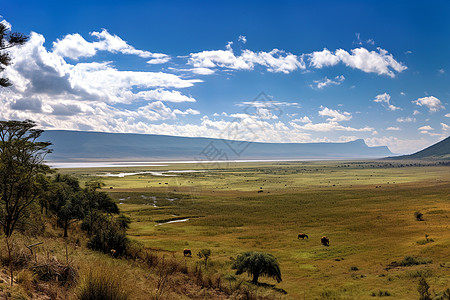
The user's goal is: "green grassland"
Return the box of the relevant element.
[59,161,450,299]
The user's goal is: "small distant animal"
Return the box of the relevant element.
[110,249,117,257]
[257,190,263,193]
[298,233,308,239]
[183,249,192,257]
[321,236,330,246]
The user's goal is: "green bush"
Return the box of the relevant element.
[77,270,129,300]
[87,218,129,255]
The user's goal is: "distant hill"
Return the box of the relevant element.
[39,130,393,162]
[390,136,450,160]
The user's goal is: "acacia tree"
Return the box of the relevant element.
[0,120,51,285]
[0,120,52,237]
[0,21,28,87]
[48,174,84,237]
[232,251,282,284]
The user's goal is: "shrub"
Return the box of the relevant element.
[414,211,424,221]
[371,290,391,297]
[350,266,359,271]
[87,218,129,255]
[197,249,211,267]
[77,270,129,300]
[417,277,431,300]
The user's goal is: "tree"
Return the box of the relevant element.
[0,120,52,237]
[197,249,211,267]
[82,181,119,235]
[0,120,51,285]
[232,251,282,284]
[0,21,28,87]
[48,174,84,237]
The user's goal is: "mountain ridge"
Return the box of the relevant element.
[39,130,393,162]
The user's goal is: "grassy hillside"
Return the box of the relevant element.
[57,161,450,299]
[391,136,450,160]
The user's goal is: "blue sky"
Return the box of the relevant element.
[1,0,449,154]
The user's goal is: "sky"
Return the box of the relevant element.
[1,0,449,154]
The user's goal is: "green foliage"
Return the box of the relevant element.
[197,248,211,267]
[418,277,431,300]
[0,120,52,237]
[0,22,28,87]
[117,214,131,230]
[48,174,85,237]
[87,217,129,255]
[400,256,432,267]
[77,270,129,300]
[232,251,282,284]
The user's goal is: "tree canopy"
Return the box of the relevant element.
[0,120,52,237]
[232,251,282,284]
[0,22,28,87]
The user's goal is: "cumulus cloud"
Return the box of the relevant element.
[291,116,311,123]
[396,117,416,123]
[1,31,201,132]
[418,125,433,131]
[188,43,306,74]
[308,47,407,77]
[318,107,352,122]
[238,35,247,44]
[310,75,345,89]
[373,93,401,111]
[52,29,170,64]
[386,126,400,131]
[412,96,445,112]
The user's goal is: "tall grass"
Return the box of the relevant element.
[77,269,129,300]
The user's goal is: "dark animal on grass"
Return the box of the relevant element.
[297,233,308,239]
[110,249,117,257]
[183,249,192,257]
[321,236,330,246]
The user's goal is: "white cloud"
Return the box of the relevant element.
[52,29,170,64]
[291,116,311,123]
[373,93,401,111]
[418,125,433,131]
[412,96,445,112]
[1,31,201,132]
[308,47,407,77]
[439,69,445,74]
[318,106,351,122]
[413,110,420,115]
[238,35,247,44]
[396,117,416,123]
[0,19,12,30]
[365,136,432,154]
[442,123,450,132]
[386,127,400,131]
[188,43,305,74]
[291,121,373,132]
[310,75,345,89]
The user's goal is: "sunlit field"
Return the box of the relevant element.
[59,161,450,299]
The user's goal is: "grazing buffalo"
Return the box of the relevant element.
[321,236,330,246]
[183,249,192,257]
[297,233,309,239]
